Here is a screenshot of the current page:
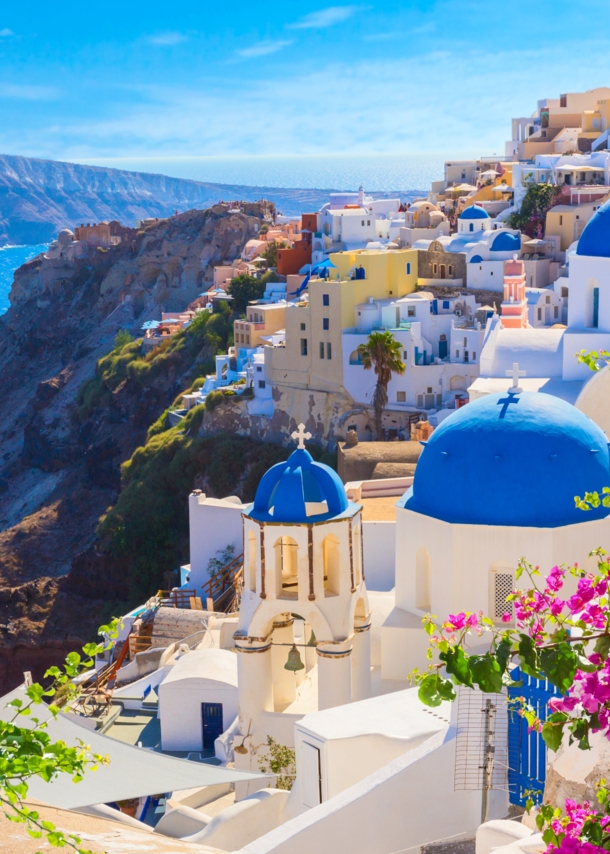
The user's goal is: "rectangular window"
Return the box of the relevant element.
[433,264,438,274]
[406,262,411,275]
[559,215,563,226]
[258,380,266,389]
[455,349,459,358]
[367,220,370,226]
[561,287,568,298]
[323,294,329,306]
[472,352,476,361]
[361,220,365,226]
[320,342,325,359]
[403,351,408,360]
[593,287,600,328]
[256,366,262,372]
[327,342,332,360]
[300,322,306,330]
[408,306,416,317]
[417,394,424,408]
[560,94,567,108]
[323,318,329,330]
[537,308,542,320]
[397,391,406,402]
[301,338,308,356]
[448,266,453,275]
[554,306,559,318]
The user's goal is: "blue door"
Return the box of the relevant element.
[508,668,559,806]
[201,703,224,750]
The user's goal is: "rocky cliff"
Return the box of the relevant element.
[0,153,365,245]
[0,203,268,691]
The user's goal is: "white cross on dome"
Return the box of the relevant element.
[506,362,526,392]
[291,423,312,449]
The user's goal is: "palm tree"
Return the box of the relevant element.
[357,331,405,440]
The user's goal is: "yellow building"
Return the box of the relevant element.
[545,199,608,251]
[266,248,418,393]
[234,303,286,348]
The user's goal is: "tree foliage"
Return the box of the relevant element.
[0,622,119,853]
[357,331,405,439]
[507,177,560,237]
[228,274,265,314]
[258,736,296,791]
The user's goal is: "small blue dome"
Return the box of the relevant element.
[470,254,483,263]
[401,392,610,528]
[576,199,610,257]
[491,232,521,252]
[250,448,349,523]
[459,206,490,220]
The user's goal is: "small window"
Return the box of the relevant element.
[301,338,308,356]
[323,294,329,306]
[406,262,411,275]
[258,380,266,389]
[432,264,438,274]
[455,349,459,357]
[327,342,332,359]
[537,308,542,320]
[323,318,329,330]
[472,352,476,360]
[300,322,306,331]
[448,266,453,275]
[560,94,567,108]
[561,287,568,298]
[320,342,325,359]
[427,387,432,394]
[397,391,406,402]
[546,295,550,304]
[256,366,262,372]
[403,350,408,360]
[559,215,563,226]
[469,223,474,232]
[408,306,416,317]
[417,394,424,408]
[463,337,467,346]
[367,220,370,226]
[554,306,559,318]
[361,220,365,226]
[576,215,580,221]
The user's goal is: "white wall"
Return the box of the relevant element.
[188,493,245,589]
[159,679,239,752]
[466,260,504,291]
[236,730,485,854]
[362,522,395,592]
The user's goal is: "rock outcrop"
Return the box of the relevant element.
[0,203,268,692]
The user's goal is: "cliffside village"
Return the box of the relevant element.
[8,86,610,854]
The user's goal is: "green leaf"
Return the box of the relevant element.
[542,719,565,752]
[518,634,542,678]
[440,647,472,687]
[594,635,610,661]
[540,643,578,695]
[469,655,503,693]
[496,639,512,674]
[418,673,455,707]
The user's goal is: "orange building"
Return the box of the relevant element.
[500,259,528,329]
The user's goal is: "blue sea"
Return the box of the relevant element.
[0,244,48,315]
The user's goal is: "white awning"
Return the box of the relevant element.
[1,687,267,810]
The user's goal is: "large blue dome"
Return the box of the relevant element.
[249,448,350,523]
[459,205,490,220]
[491,232,521,252]
[576,199,610,257]
[401,392,610,527]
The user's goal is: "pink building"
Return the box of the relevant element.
[500,259,528,329]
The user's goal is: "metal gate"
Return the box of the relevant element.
[508,668,559,806]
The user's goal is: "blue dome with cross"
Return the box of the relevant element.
[248,427,350,523]
[400,392,610,527]
[576,199,610,257]
[459,205,490,220]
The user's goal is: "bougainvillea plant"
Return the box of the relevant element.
[0,620,118,853]
[414,554,610,852]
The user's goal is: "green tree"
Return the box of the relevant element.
[258,736,296,791]
[357,331,405,439]
[260,241,286,269]
[507,177,560,237]
[0,621,119,853]
[228,274,265,314]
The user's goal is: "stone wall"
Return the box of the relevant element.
[417,249,466,282]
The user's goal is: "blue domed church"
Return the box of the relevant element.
[381,389,610,681]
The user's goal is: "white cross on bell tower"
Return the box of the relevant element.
[291,423,312,449]
[506,362,526,393]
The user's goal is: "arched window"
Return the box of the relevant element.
[353,524,362,586]
[275,537,299,598]
[490,562,514,626]
[323,534,341,596]
[415,548,431,611]
[349,349,363,366]
[247,531,257,593]
[585,278,600,328]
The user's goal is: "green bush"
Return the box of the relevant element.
[205,390,224,412]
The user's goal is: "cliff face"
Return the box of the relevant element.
[0,203,267,691]
[0,153,364,245]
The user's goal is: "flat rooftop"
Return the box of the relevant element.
[359,496,398,521]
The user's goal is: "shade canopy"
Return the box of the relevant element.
[1,687,267,810]
[492,184,514,193]
[312,258,337,270]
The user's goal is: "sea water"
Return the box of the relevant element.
[0,244,48,315]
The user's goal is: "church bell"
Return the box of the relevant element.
[284,644,305,671]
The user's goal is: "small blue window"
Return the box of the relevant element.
[593,287,600,328]
[469,223,474,232]
[442,300,450,309]
[406,262,411,275]
[323,294,330,306]
[323,318,329,330]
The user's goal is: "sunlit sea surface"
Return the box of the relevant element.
[81,152,460,193]
[0,244,48,315]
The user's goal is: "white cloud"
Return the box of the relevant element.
[236,39,293,58]
[288,6,365,29]
[0,83,58,100]
[0,28,14,37]
[147,32,188,46]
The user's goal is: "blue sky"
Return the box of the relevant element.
[1,1,610,166]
